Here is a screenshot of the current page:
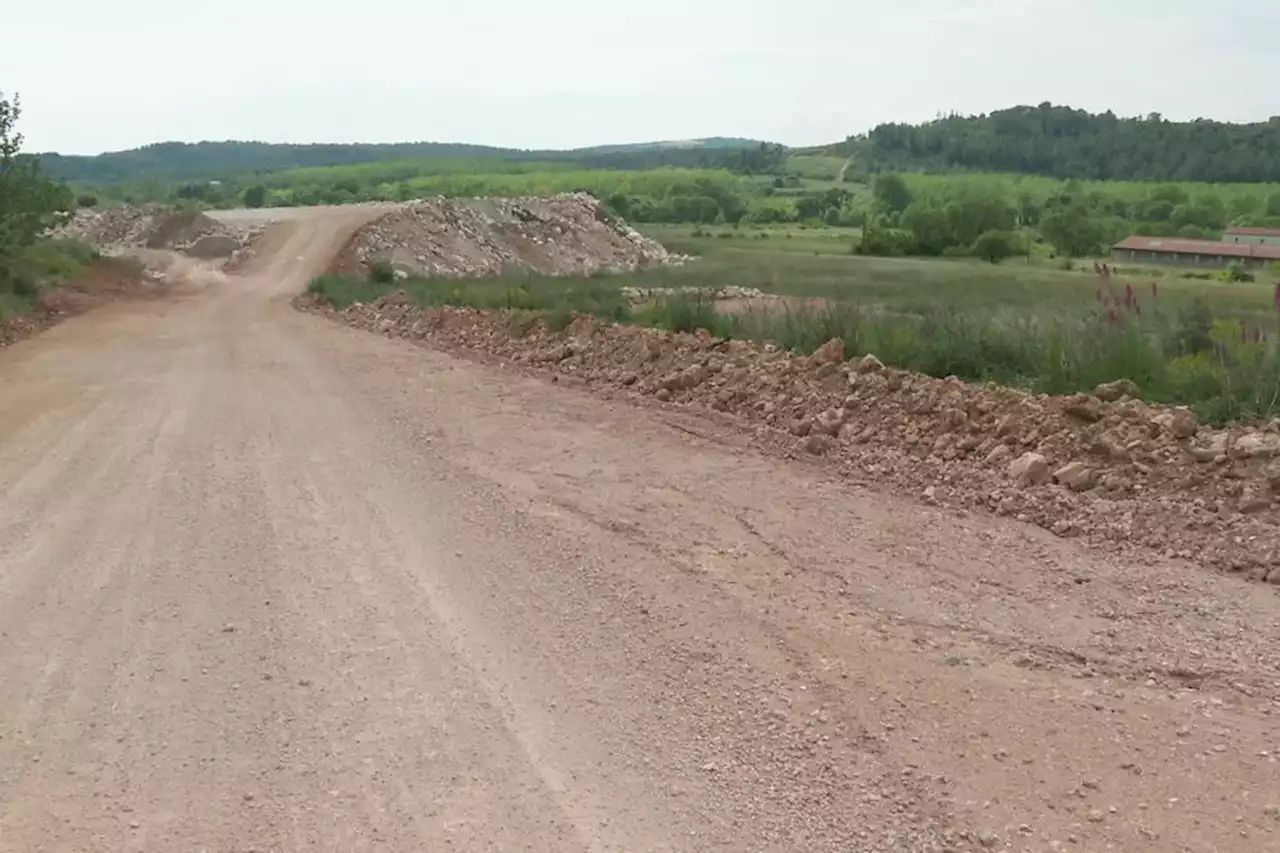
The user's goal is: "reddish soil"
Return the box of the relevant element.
[4,205,1278,852]
[0,258,151,348]
[307,293,1280,585]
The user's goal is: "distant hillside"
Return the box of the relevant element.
[574,137,766,154]
[41,137,774,185]
[831,103,1280,183]
[39,141,514,185]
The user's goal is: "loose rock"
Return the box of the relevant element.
[1053,461,1098,492]
[855,354,885,374]
[1094,378,1140,402]
[307,291,1280,584]
[1009,452,1051,486]
[811,337,845,366]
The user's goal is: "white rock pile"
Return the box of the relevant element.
[620,285,768,305]
[58,205,268,258]
[344,193,679,279]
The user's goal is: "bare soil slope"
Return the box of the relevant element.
[0,258,154,349]
[0,205,1276,853]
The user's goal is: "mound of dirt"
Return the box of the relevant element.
[334,193,679,279]
[58,205,267,259]
[1,258,156,348]
[305,291,1280,585]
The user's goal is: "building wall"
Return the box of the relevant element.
[1111,249,1266,268]
[1225,233,1280,247]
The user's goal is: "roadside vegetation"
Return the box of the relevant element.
[43,105,1280,265]
[310,231,1280,425]
[0,91,91,323]
[44,99,1280,421]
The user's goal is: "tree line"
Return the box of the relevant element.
[840,103,1280,183]
[1,92,74,303]
[41,139,785,186]
[856,170,1280,262]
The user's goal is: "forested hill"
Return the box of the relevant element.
[40,138,775,185]
[834,104,1280,183]
[40,142,513,184]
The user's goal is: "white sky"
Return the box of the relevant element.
[3,0,1277,154]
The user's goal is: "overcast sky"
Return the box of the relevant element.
[3,0,1277,155]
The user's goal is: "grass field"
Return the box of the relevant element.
[0,239,98,322]
[310,229,1280,424]
[785,155,848,181]
[260,158,578,188]
[651,224,1280,316]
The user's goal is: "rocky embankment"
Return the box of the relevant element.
[58,205,269,260]
[305,292,1280,585]
[334,193,680,279]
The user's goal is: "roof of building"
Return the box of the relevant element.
[1225,226,1280,237]
[1112,235,1280,260]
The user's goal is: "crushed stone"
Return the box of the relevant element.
[303,292,1280,585]
[333,193,683,279]
[57,205,269,259]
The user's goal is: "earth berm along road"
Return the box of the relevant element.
[0,205,1276,852]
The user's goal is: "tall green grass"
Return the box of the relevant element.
[308,238,1280,425]
[0,239,98,319]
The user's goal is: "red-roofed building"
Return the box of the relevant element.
[1224,226,1280,247]
[1111,236,1280,268]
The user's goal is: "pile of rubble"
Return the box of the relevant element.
[57,205,267,259]
[335,193,680,279]
[305,291,1280,585]
[620,285,769,306]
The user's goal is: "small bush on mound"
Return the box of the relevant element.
[368,259,397,284]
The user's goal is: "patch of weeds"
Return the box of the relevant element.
[638,292,728,336]
[369,259,397,284]
[507,310,541,337]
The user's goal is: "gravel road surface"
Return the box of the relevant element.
[0,207,1276,852]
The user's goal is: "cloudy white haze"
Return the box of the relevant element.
[2,0,1276,154]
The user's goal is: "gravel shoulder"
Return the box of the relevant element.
[0,208,1275,852]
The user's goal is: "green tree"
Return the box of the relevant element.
[972,230,1017,263]
[1015,192,1041,227]
[901,203,953,255]
[605,192,631,218]
[872,173,912,215]
[944,193,1016,246]
[851,104,1280,182]
[1040,204,1103,257]
[243,184,267,208]
[0,92,72,287]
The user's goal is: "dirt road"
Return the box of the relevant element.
[0,207,1276,852]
